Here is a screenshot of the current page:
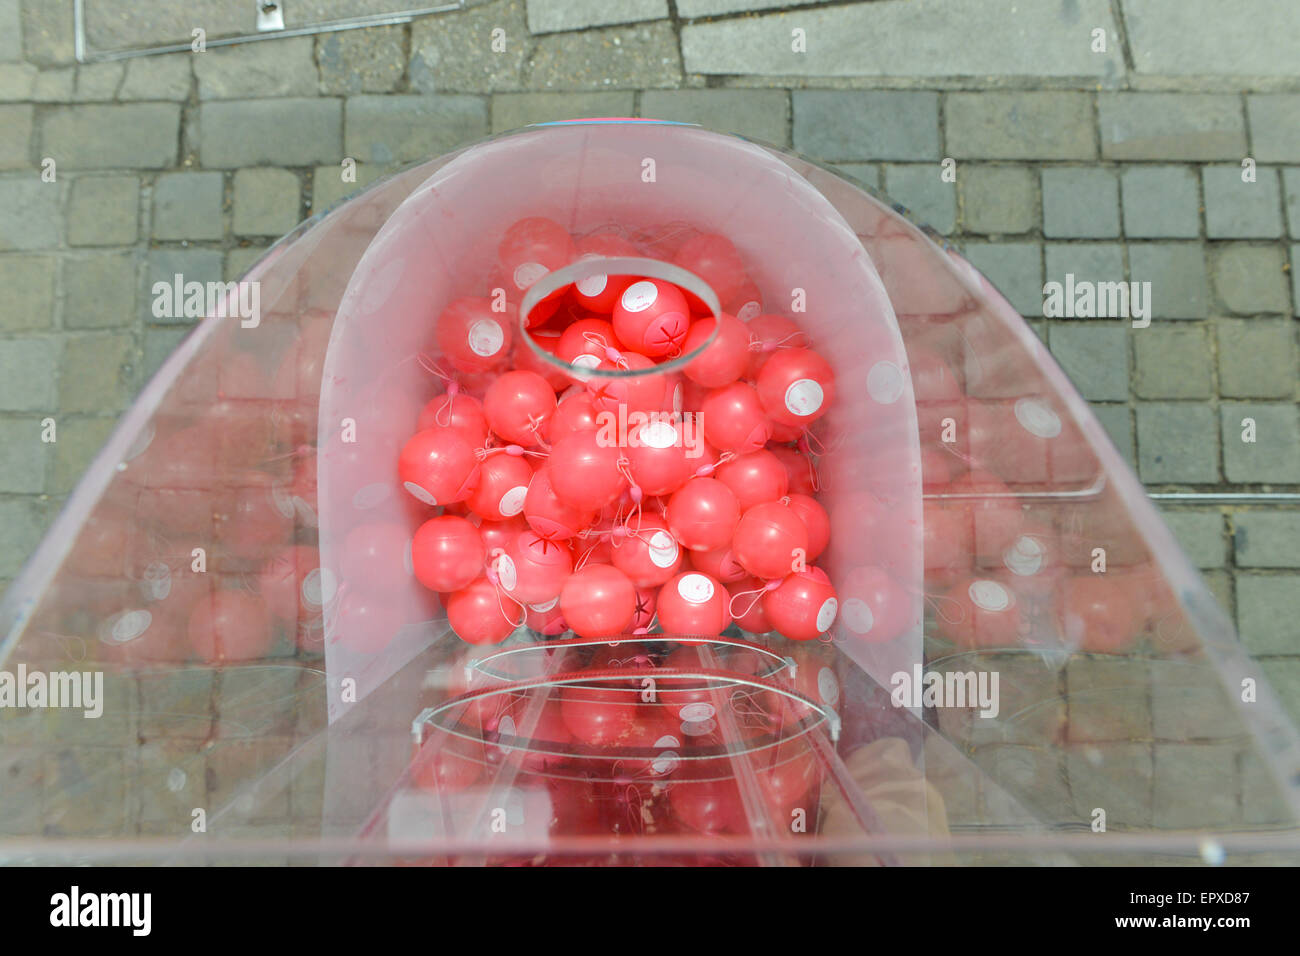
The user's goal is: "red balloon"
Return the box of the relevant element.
[548,430,626,509]
[498,216,575,321]
[474,514,528,553]
[559,685,646,748]
[570,232,639,313]
[625,417,693,496]
[545,388,602,444]
[513,327,571,389]
[665,477,741,552]
[727,575,774,633]
[492,530,573,605]
[715,449,789,512]
[657,571,731,638]
[839,566,910,644]
[447,575,520,645]
[768,443,818,496]
[785,493,829,560]
[612,279,690,358]
[700,382,772,454]
[434,297,514,373]
[188,590,274,662]
[1059,574,1140,654]
[669,774,746,834]
[725,276,763,323]
[339,521,414,595]
[397,427,480,507]
[557,317,620,371]
[756,347,836,428]
[936,576,1022,648]
[560,564,636,638]
[523,465,596,540]
[673,233,745,309]
[763,567,838,642]
[483,370,558,446]
[524,595,568,636]
[631,585,658,632]
[587,351,667,416]
[688,545,747,584]
[610,514,683,587]
[733,500,809,580]
[416,391,489,447]
[746,313,809,377]
[466,452,533,521]
[681,312,750,388]
[412,515,484,592]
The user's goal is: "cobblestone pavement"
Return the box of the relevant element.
[0,0,1298,718]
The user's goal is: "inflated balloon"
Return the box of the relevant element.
[483,370,558,446]
[411,514,485,593]
[434,297,514,372]
[548,430,626,509]
[559,684,645,747]
[756,347,836,428]
[447,575,520,645]
[936,576,1022,649]
[715,449,788,512]
[570,232,639,313]
[657,571,731,638]
[545,388,602,444]
[681,312,750,388]
[587,351,667,416]
[727,575,774,633]
[688,545,747,584]
[494,530,573,604]
[767,443,818,496]
[673,232,745,309]
[785,493,829,561]
[466,451,533,521]
[498,216,575,316]
[474,513,528,553]
[700,381,772,454]
[665,477,741,552]
[1059,574,1139,654]
[763,567,838,641]
[625,418,692,496]
[839,565,910,644]
[745,313,809,377]
[416,391,490,448]
[610,514,682,587]
[669,775,746,834]
[733,499,809,581]
[612,279,690,358]
[560,563,636,639]
[725,276,763,323]
[513,327,571,390]
[524,596,568,636]
[188,590,274,662]
[557,317,621,370]
[631,585,658,632]
[397,427,480,506]
[523,465,596,540]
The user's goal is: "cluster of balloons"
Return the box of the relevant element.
[401,217,842,646]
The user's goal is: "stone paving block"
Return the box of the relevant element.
[1215,318,1296,399]
[310,162,389,214]
[1042,168,1120,239]
[982,746,1072,824]
[225,245,270,283]
[0,62,37,100]
[59,332,136,413]
[1119,166,1200,239]
[959,165,1037,235]
[142,326,191,382]
[199,99,342,169]
[344,95,488,165]
[64,252,137,330]
[0,177,63,251]
[1236,573,1300,655]
[0,0,20,62]
[1044,243,1124,296]
[410,0,533,94]
[679,0,821,12]
[317,25,405,95]
[1284,169,1300,239]
[1124,0,1300,77]
[1132,324,1212,399]
[1203,165,1283,239]
[1259,660,1300,733]
[1128,243,1208,319]
[0,418,47,493]
[194,37,318,100]
[1066,744,1152,829]
[962,241,1042,317]
[1136,403,1219,483]
[73,62,123,101]
[1152,744,1239,828]
[883,163,955,235]
[0,254,54,331]
[640,89,789,145]
[528,21,682,91]
[40,104,181,170]
[527,0,668,34]
[143,249,224,325]
[1099,94,1245,161]
[67,175,139,247]
[20,0,75,65]
[1065,656,1151,743]
[1221,403,1300,484]
[48,415,116,495]
[138,669,215,741]
[0,104,32,169]
[152,171,224,242]
[1090,403,1135,468]
[119,52,191,101]
[793,91,939,162]
[0,497,47,577]
[680,0,1122,79]
[1047,323,1128,402]
[31,67,73,102]
[945,93,1095,161]
[1242,748,1294,826]
[0,335,59,410]
[833,163,879,191]
[491,91,633,132]
[1246,94,1300,163]
[1233,512,1300,568]
[1293,243,1300,317]
[1158,510,1226,569]
[232,168,301,237]
[1211,244,1290,315]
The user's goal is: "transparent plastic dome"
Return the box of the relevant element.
[1,121,1296,866]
